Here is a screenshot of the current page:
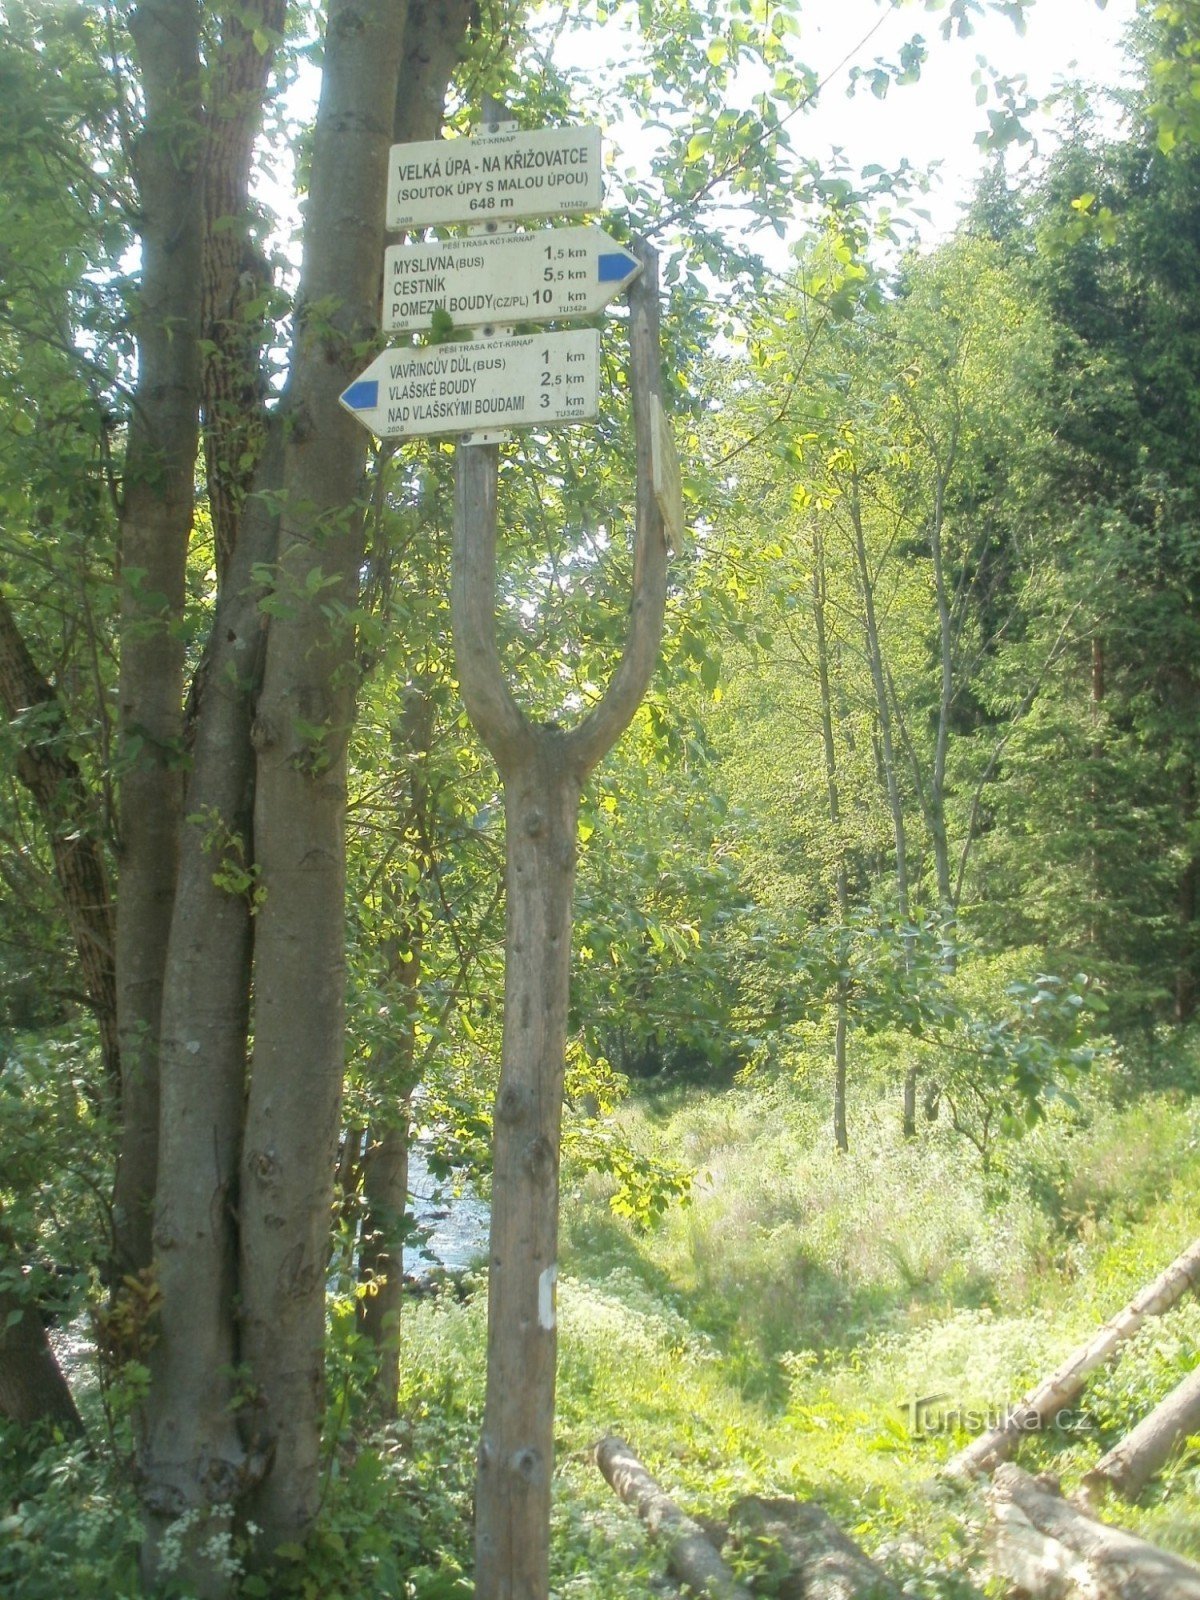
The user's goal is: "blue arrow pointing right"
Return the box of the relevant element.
[598,251,636,283]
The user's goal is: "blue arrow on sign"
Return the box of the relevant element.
[598,251,637,282]
[341,378,379,412]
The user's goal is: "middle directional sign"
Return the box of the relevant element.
[383,227,642,334]
[339,329,600,440]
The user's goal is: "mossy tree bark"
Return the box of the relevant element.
[237,0,470,1557]
[112,0,205,1278]
[138,1,472,1585]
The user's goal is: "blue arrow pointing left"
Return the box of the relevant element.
[342,378,378,411]
[598,251,636,283]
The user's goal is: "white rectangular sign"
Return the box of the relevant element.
[340,330,601,440]
[387,125,602,229]
[383,227,641,333]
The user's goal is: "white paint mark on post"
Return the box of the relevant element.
[538,1263,558,1330]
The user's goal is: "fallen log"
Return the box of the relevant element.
[594,1434,751,1600]
[1082,1365,1200,1505]
[945,1235,1200,1479]
[988,1462,1200,1600]
[728,1495,901,1600]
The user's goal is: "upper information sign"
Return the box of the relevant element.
[387,124,602,230]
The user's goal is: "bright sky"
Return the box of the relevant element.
[793,0,1140,235]
[554,0,1141,249]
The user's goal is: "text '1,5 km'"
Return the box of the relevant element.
[339,330,601,441]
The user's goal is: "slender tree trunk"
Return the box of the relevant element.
[849,481,909,918]
[811,526,851,1153]
[112,0,205,1277]
[1088,636,1105,951]
[357,1114,411,1410]
[0,1215,81,1435]
[833,1003,849,1154]
[0,592,117,1084]
[357,685,437,1416]
[927,478,955,920]
[1176,757,1197,1024]
[902,1068,918,1140]
[357,941,420,1419]
[848,481,916,1138]
[198,0,285,582]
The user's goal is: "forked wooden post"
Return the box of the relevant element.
[451,238,670,1600]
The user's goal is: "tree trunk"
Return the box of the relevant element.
[728,1495,900,1600]
[945,1235,1200,1479]
[112,0,205,1278]
[140,10,289,1564]
[0,1217,81,1435]
[473,747,581,1596]
[833,998,849,1153]
[595,1435,751,1600]
[198,0,285,580]
[848,480,917,1138]
[0,591,117,1084]
[1082,1365,1200,1505]
[454,241,670,1600]
[927,476,956,920]
[988,1463,1200,1600]
[357,683,437,1417]
[849,482,909,923]
[1176,756,1198,1025]
[236,0,412,1557]
[811,527,851,1154]
[357,1114,412,1416]
[138,433,282,1592]
[902,1066,918,1140]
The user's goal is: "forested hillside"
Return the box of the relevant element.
[1,1,1199,1597]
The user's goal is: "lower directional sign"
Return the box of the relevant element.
[339,330,600,440]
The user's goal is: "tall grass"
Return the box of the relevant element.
[398,1053,1200,1590]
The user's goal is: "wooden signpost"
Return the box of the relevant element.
[342,109,683,1600]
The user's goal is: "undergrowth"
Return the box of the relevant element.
[3,1040,1198,1595]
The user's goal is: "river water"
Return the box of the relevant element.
[50,1142,489,1389]
[407,1141,490,1274]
